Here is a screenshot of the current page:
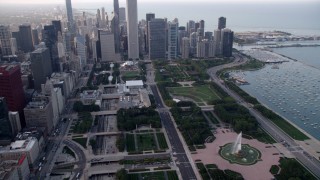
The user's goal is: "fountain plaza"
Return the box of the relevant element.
[192,128,281,180]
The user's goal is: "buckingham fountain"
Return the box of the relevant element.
[219,132,261,165]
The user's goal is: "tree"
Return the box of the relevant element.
[115,169,127,180]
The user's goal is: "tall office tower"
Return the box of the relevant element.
[83,12,87,26]
[205,31,213,41]
[145,13,155,53]
[113,0,121,53]
[0,97,13,144]
[214,29,222,56]
[126,0,139,60]
[52,20,62,38]
[221,28,234,57]
[189,32,197,55]
[187,20,195,35]
[10,38,17,55]
[65,0,75,33]
[181,37,190,59]
[43,25,59,72]
[8,111,21,136]
[167,21,179,60]
[148,19,166,60]
[119,7,126,24]
[96,9,102,27]
[30,48,53,91]
[101,7,106,28]
[0,64,25,127]
[199,20,205,36]
[178,26,187,55]
[195,22,200,33]
[75,35,87,69]
[218,17,226,30]
[12,31,21,51]
[18,24,34,53]
[0,25,13,56]
[99,30,116,62]
[32,29,39,46]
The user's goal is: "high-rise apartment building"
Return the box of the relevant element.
[181,37,190,59]
[0,25,14,56]
[30,48,53,91]
[0,64,25,127]
[119,7,126,24]
[126,0,139,60]
[18,24,34,53]
[167,21,179,60]
[187,20,195,35]
[221,28,234,57]
[148,19,166,60]
[189,32,197,55]
[218,17,226,30]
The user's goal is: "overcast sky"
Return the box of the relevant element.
[0,0,316,4]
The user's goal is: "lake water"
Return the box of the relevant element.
[237,47,320,140]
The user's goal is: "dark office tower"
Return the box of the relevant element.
[66,0,75,33]
[0,64,25,127]
[96,9,102,27]
[178,26,187,54]
[52,20,62,39]
[218,17,226,30]
[195,22,200,33]
[43,25,59,72]
[18,24,34,53]
[12,31,21,50]
[200,20,205,30]
[30,48,53,91]
[205,31,213,41]
[32,29,39,46]
[187,20,195,35]
[113,0,120,53]
[221,28,234,57]
[0,97,12,145]
[145,13,155,52]
[148,19,166,60]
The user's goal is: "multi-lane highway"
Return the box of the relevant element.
[207,54,320,178]
[150,85,197,180]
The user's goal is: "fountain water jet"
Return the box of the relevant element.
[231,132,242,154]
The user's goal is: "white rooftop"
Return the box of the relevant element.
[10,140,25,149]
[126,80,143,87]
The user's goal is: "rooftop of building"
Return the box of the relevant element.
[126,80,144,87]
[0,64,20,75]
[0,154,27,179]
[32,47,47,54]
[0,137,36,153]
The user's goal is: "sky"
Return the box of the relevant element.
[0,0,317,4]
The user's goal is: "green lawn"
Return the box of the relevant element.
[126,134,136,152]
[168,85,220,103]
[156,133,169,149]
[137,133,156,151]
[122,71,140,81]
[141,171,166,180]
[127,171,179,180]
[167,171,179,180]
[72,138,87,149]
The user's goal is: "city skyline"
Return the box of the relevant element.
[0,0,317,4]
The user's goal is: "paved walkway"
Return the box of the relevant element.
[191,128,281,180]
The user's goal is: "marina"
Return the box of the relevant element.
[233,46,320,140]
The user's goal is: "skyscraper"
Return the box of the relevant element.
[43,25,59,72]
[145,13,155,53]
[214,29,222,56]
[181,37,190,59]
[65,0,75,33]
[119,7,126,24]
[167,21,179,60]
[148,19,166,60]
[126,0,139,60]
[221,28,234,57]
[75,35,87,69]
[18,24,34,53]
[113,0,121,53]
[96,9,102,27]
[101,7,106,28]
[32,29,39,46]
[218,17,226,30]
[0,25,14,56]
[187,20,195,35]
[0,64,25,127]
[0,97,13,144]
[99,30,116,62]
[30,48,53,91]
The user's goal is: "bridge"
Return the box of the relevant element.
[91,110,117,116]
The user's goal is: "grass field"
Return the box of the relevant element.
[128,171,179,180]
[122,71,140,81]
[72,138,87,149]
[126,134,136,152]
[137,134,156,151]
[168,85,220,103]
[157,133,169,149]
